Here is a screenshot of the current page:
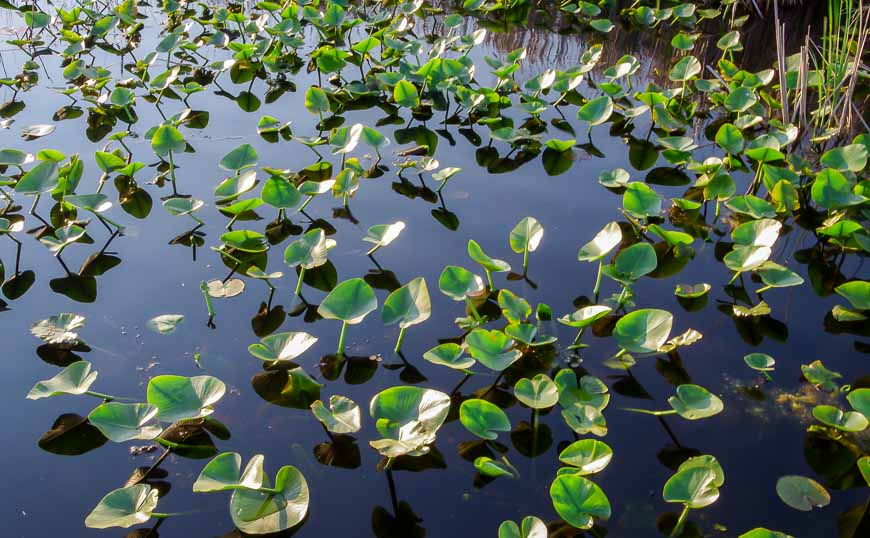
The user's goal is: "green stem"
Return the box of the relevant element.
[298,195,314,212]
[623,407,678,416]
[200,281,215,317]
[150,513,171,520]
[394,326,406,353]
[84,390,114,401]
[384,457,394,470]
[593,259,603,301]
[762,371,774,382]
[295,267,306,296]
[485,268,493,290]
[465,297,483,323]
[670,505,691,537]
[337,321,348,356]
[522,245,529,274]
[572,327,586,346]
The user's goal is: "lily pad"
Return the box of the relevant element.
[311,395,362,434]
[147,374,227,423]
[87,402,162,442]
[27,361,97,400]
[248,332,318,362]
[460,398,511,440]
[85,484,159,529]
[775,475,830,511]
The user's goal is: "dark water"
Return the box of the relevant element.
[0,4,867,538]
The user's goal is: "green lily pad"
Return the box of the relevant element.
[85,484,159,529]
[475,456,518,478]
[369,386,450,457]
[363,221,405,254]
[812,405,868,432]
[460,398,510,440]
[675,283,711,299]
[776,475,830,511]
[220,230,268,253]
[147,374,226,423]
[464,329,521,371]
[468,239,511,273]
[193,452,265,492]
[284,228,336,269]
[577,222,622,262]
[382,277,431,329]
[311,395,362,434]
[248,332,318,362]
[498,515,547,538]
[663,455,723,508]
[509,216,544,255]
[668,384,724,419]
[438,265,485,301]
[27,360,98,400]
[744,353,775,372]
[498,289,531,323]
[612,308,673,353]
[318,278,377,324]
[514,374,558,409]
[558,305,612,328]
[549,473,611,529]
[88,402,162,442]
[229,464,309,533]
[558,439,613,475]
[422,343,475,370]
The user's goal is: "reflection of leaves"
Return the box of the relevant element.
[251,303,286,337]
[50,274,98,303]
[371,501,425,538]
[38,413,108,455]
[158,417,230,459]
[36,342,90,367]
[510,420,553,458]
[378,445,447,472]
[313,435,361,469]
[251,366,322,409]
[3,269,36,300]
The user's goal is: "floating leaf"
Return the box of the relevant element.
[514,374,559,409]
[363,221,405,254]
[558,439,613,475]
[311,395,362,434]
[465,329,521,371]
[248,332,318,362]
[549,473,611,529]
[146,314,184,335]
[88,402,162,442]
[193,452,265,492]
[27,361,98,400]
[85,484,159,529]
[369,386,450,457]
[612,309,673,353]
[319,278,377,324]
[460,399,511,440]
[31,313,86,344]
[147,374,226,422]
[776,475,830,511]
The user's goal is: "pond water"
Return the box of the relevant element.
[0,2,868,537]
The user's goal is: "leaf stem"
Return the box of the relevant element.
[670,505,691,537]
[84,390,114,401]
[622,407,677,416]
[394,326,406,353]
[295,267,306,296]
[465,297,483,323]
[592,259,603,301]
[337,321,348,356]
